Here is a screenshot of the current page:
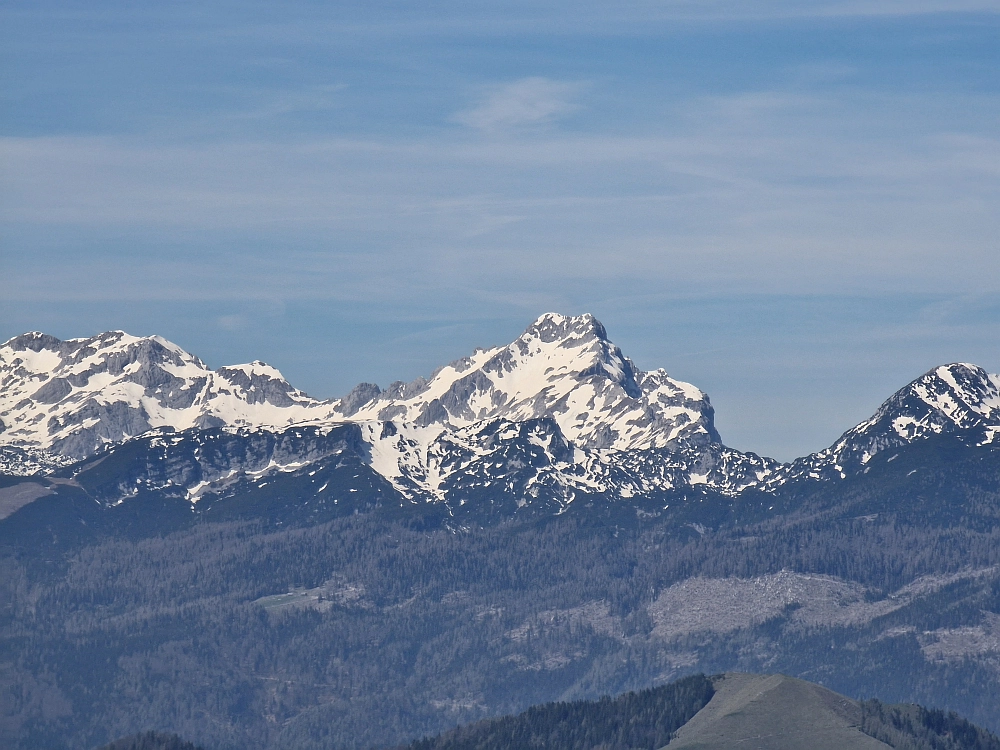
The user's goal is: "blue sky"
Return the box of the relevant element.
[2,1,1000,460]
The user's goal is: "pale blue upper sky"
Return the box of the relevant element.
[3,1,1000,460]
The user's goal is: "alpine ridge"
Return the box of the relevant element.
[0,330,327,459]
[330,312,721,451]
[771,362,1000,485]
[2,314,1000,512]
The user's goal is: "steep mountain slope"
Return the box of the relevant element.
[0,419,773,531]
[337,313,720,452]
[0,315,722,463]
[0,315,779,501]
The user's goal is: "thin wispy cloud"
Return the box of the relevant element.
[454,77,584,132]
[216,314,247,331]
[4,84,998,304]
[227,84,348,120]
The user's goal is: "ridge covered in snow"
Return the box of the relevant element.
[0,314,719,459]
[772,363,1000,484]
[3,317,999,508]
[0,330,329,457]
[330,313,720,452]
[0,314,759,498]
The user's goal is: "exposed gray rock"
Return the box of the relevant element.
[416,399,449,427]
[522,311,606,344]
[48,400,153,458]
[339,382,382,417]
[438,371,494,420]
[0,331,329,459]
[157,377,205,410]
[377,404,407,421]
[31,378,72,404]
[3,332,68,354]
[382,377,430,401]
[587,423,619,450]
[217,364,301,406]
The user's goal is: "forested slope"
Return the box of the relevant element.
[403,673,1000,750]
[4,437,1000,750]
[97,732,205,750]
[403,674,714,750]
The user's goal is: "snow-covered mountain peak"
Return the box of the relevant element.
[908,363,1000,423]
[1,315,719,461]
[0,332,328,457]
[520,312,608,344]
[776,361,1000,483]
[849,362,1000,449]
[335,313,717,451]
[0,316,740,500]
[2,330,198,385]
[215,361,310,407]
[11,318,1000,508]
[497,312,639,396]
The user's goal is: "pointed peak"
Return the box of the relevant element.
[795,360,1000,478]
[929,362,990,382]
[901,362,996,402]
[148,334,192,357]
[521,312,608,344]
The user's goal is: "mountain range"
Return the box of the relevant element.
[4,314,1000,750]
[3,312,999,515]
